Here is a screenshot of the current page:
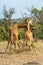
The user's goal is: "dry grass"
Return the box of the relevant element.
[0,40,43,65]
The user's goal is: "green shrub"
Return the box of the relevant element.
[0,26,7,41]
[32,22,43,40]
[18,28,25,39]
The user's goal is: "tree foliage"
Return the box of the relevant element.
[3,5,15,31]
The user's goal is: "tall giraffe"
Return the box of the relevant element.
[23,19,34,49]
[5,24,18,52]
[5,23,27,52]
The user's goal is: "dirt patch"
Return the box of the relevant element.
[0,40,43,65]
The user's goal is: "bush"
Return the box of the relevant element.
[18,28,25,39]
[0,26,7,41]
[32,22,43,40]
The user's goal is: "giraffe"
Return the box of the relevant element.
[5,23,27,52]
[23,19,34,49]
[5,24,18,52]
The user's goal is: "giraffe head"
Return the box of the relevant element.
[27,19,33,25]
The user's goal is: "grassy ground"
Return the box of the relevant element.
[0,40,43,65]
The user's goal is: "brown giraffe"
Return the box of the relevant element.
[23,19,34,49]
[5,24,18,52]
[5,23,27,52]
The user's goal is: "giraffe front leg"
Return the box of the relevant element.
[5,39,10,53]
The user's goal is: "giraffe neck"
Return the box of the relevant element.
[27,22,30,31]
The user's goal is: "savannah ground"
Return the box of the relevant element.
[0,40,43,65]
